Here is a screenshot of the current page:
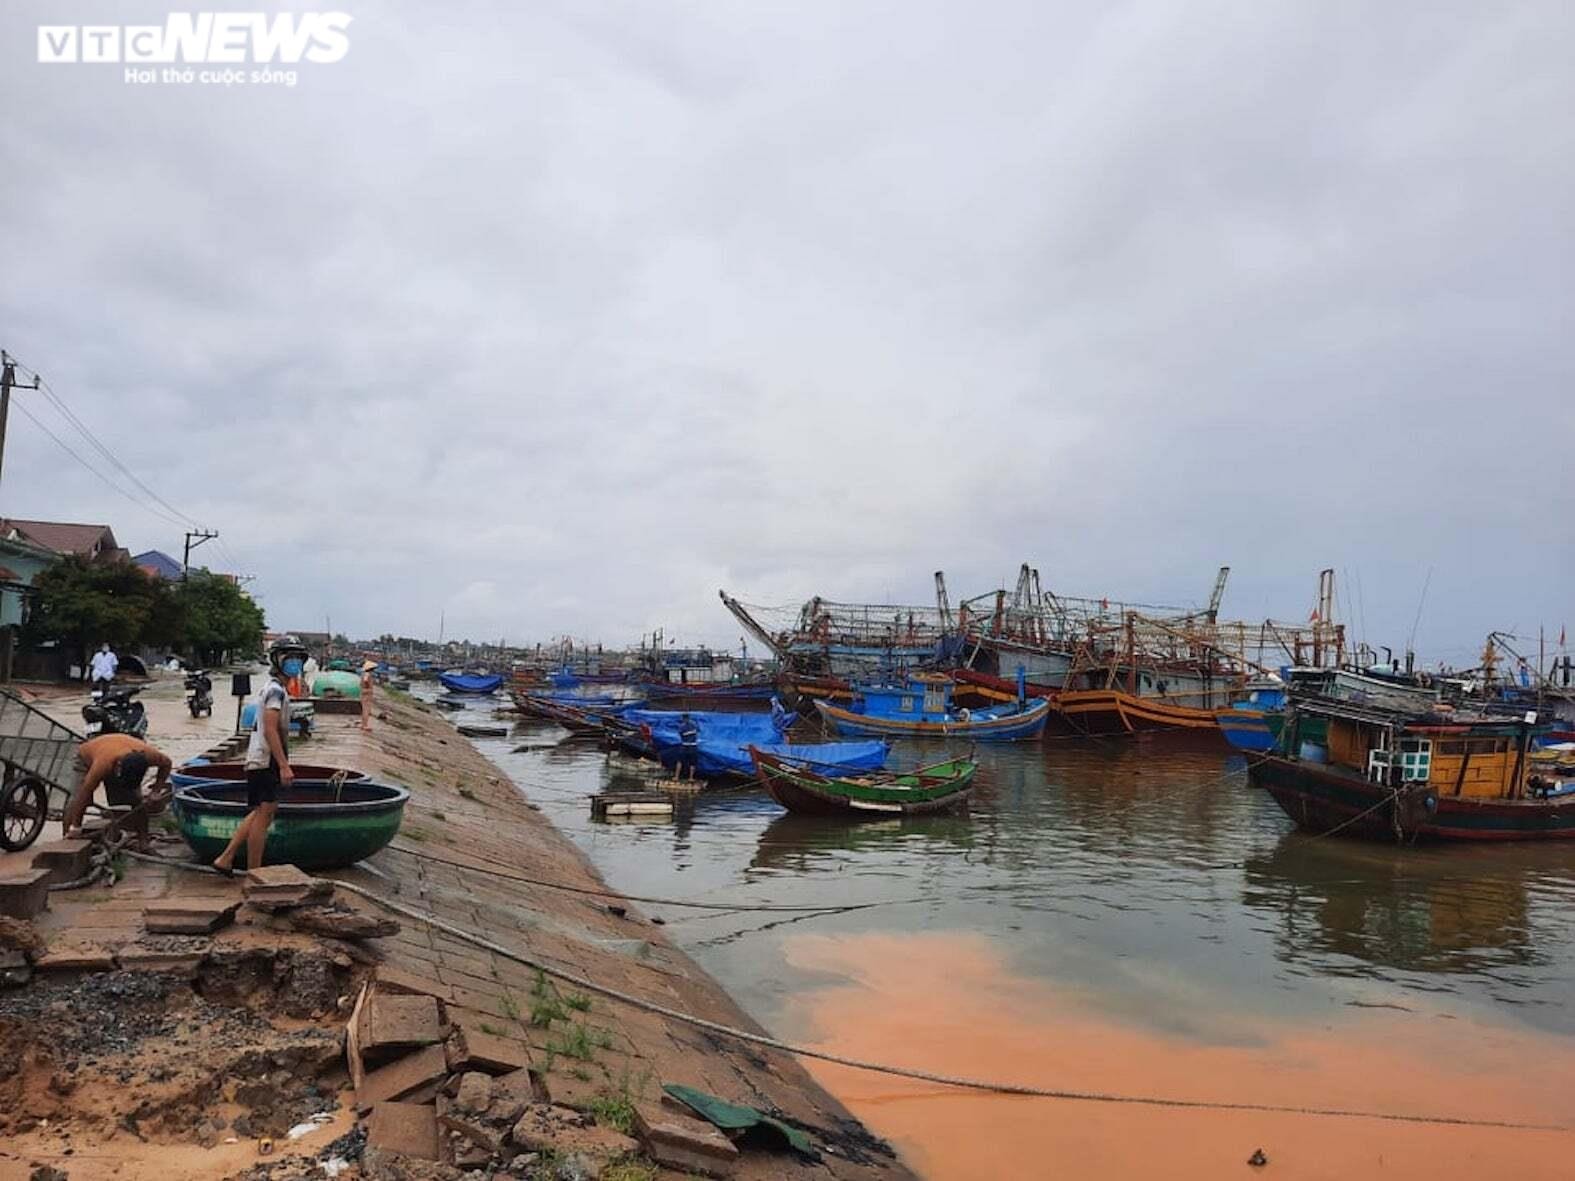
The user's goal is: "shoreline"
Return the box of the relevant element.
[0,675,918,1181]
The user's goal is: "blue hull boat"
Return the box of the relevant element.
[439,671,504,694]
[815,676,1050,741]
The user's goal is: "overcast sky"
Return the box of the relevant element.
[2,1,1570,662]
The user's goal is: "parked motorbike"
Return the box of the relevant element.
[184,669,214,719]
[83,684,148,739]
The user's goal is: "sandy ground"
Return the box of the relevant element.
[1,673,916,1181]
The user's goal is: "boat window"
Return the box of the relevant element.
[900,695,916,713]
[1398,737,1432,782]
[1439,741,1466,755]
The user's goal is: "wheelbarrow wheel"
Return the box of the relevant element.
[0,775,50,851]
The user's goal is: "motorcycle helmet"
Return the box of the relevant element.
[268,638,310,679]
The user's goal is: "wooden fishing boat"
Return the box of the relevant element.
[1250,697,1575,841]
[750,747,976,816]
[813,678,1049,740]
[172,779,410,869]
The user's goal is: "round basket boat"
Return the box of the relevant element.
[171,762,372,789]
[172,780,409,870]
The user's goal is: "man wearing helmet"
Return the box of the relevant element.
[212,640,301,874]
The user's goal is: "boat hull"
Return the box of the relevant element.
[1213,707,1282,753]
[172,762,369,789]
[172,780,411,868]
[813,697,1050,740]
[753,752,975,817]
[1251,756,1575,841]
[1057,689,1221,735]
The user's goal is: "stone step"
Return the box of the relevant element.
[0,868,52,921]
[143,899,241,935]
[29,838,95,886]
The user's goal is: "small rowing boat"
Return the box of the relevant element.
[749,747,976,816]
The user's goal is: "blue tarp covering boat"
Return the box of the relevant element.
[612,702,793,759]
[694,739,888,779]
[439,671,504,694]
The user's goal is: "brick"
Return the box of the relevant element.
[634,1102,739,1177]
[365,1101,440,1161]
[143,899,240,935]
[357,1043,449,1108]
[33,943,116,972]
[445,1016,531,1075]
[29,838,94,885]
[535,1068,607,1113]
[0,869,53,920]
[374,965,452,1001]
[243,864,332,910]
[115,946,205,974]
[360,992,444,1067]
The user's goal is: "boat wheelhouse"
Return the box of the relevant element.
[1250,697,1573,841]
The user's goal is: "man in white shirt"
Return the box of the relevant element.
[211,641,302,874]
[89,643,118,688]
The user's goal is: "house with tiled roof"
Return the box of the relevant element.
[0,518,128,563]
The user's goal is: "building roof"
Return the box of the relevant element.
[0,518,124,560]
[133,549,184,580]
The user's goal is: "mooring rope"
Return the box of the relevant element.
[380,841,923,914]
[118,849,1571,1133]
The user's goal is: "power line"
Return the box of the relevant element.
[6,397,191,529]
[10,355,200,528]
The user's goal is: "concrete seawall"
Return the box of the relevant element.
[0,676,918,1181]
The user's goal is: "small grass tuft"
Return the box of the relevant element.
[600,1160,659,1181]
[563,992,592,1012]
[499,993,521,1022]
[588,1093,637,1136]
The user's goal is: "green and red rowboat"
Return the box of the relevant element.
[749,747,976,817]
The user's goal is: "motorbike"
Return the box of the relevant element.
[83,684,148,739]
[184,669,214,718]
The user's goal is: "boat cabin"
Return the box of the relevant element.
[1284,699,1549,801]
[849,677,956,719]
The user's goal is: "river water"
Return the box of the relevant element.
[427,689,1575,1178]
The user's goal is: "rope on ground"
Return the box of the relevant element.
[119,849,1571,1133]
[380,840,923,914]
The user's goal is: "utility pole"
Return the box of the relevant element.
[0,350,42,495]
[182,528,219,577]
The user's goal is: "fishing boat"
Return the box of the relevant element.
[172,779,410,869]
[514,693,623,734]
[813,676,1050,740]
[1250,697,1575,841]
[439,671,504,694]
[1214,682,1290,753]
[750,747,976,816]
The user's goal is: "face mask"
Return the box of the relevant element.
[282,658,304,676]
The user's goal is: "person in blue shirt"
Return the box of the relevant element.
[675,714,700,781]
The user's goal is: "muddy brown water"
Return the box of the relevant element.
[429,690,1575,1177]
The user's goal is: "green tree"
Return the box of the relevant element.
[24,556,169,674]
[175,572,266,665]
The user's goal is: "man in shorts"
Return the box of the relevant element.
[212,640,301,875]
[62,732,173,847]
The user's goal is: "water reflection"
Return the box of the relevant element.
[1242,835,1566,980]
[426,688,1575,1038]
